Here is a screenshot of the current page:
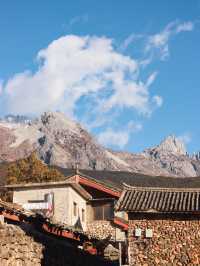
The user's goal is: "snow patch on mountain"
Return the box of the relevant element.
[0,111,200,177]
[105,150,130,167]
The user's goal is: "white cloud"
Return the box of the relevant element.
[120,34,143,51]
[145,71,158,87]
[0,21,193,148]
[98,122,142,149]
[1,35,160,121]
[178,133,192,145]
[0,19,193,149]
[98,129,130,149]
[176,21,194,33]
[153,95,163,107]
[145,21,194,60]
[0,80,3,95]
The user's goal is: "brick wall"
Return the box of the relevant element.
[128,213,200,266]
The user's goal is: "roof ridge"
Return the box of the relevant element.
[77,171,121,192]
[122,183,200,192]
[4,177,78,189]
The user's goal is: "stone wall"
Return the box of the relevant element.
[128,213,200,266]
[0,221,115,266]
[87,221,116,240]
[0,223,43,266]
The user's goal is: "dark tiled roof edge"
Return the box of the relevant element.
[116,184,200,213]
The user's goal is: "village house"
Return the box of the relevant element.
[0,199,116,266]
[5,168,129,242]
[5,180,91,230]
[9,168,200,264]
[115,181,200,265]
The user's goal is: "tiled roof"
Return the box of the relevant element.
[0,199,98,243]
[115,184,200,213]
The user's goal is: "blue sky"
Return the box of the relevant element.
[0,1,200,153]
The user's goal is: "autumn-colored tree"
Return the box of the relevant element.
[5,153,64,185]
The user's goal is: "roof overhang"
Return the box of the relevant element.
[115,183,200,213]
[113,217,129,231]
[3,170,122,198]
[77,175,121,198]
[3,180,92,201]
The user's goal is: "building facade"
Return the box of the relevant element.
[8,181,91,230]
[5,169,130,263]
[6,170,128,241]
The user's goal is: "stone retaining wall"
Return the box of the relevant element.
[0,223,43,266]
[0,222,115,266]
[128,213,200,266]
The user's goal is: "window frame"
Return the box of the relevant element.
[93,201,114,221]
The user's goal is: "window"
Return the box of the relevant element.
[104,203,113,220]
[93,202,114,221]
[93,206,103,220]
[73,202,77,216]
[82,209,85,222]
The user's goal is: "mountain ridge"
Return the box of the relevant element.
[0,111,199,177]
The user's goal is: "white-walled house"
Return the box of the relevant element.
[5,170,128,242]
[5,170,130,264]
[7,180,91,231]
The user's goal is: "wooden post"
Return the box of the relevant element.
[119,242,122,266]
[0,215,4,225]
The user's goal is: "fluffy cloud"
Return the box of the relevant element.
[0,23,194,148]
[97,122,142,149]
[145,21,194,60]
[1,35,160,119]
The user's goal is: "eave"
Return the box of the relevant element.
[77,175,121,198]
[113,217,129,231]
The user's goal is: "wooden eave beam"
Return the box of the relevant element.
[78,176,121,198]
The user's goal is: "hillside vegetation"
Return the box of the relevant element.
[5,153,64,185]
[0,153,64,201]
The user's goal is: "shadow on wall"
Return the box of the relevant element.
[41,243,118,266]
[19,222,117,266]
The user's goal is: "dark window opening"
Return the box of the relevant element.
[73,202,77,216]
[93,202,114,220]
[82,209,85,222]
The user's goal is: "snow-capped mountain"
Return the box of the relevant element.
[0,111,199,177]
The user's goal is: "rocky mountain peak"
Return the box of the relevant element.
[0,112,200,177]
[0,114,31,124]
[156,135,186,155]
[39,111,82,135]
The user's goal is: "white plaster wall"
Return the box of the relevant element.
[13,186,86,229]
[68,187,87,230]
